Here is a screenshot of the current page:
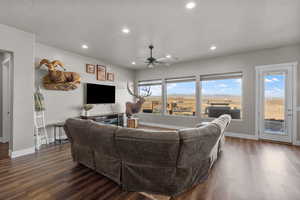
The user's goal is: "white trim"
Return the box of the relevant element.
[292,63,298,146]
[225,132,258,140]
[0,137,9,143]
[9,147,35,158]
[255,62,298,145]
[255,62,298,70]
[139,122,186,130]
[293,140,300,146]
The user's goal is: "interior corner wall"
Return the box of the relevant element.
[135,44,300,139]
[35,43,135,139]
[0,24,35,152]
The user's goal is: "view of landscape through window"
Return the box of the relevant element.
[166,81,196,116]
[138,73,286,125]
[263,73,285,134]
[139,84,162,114]
[201,78,242,119]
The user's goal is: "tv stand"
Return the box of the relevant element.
[80,113,124,127]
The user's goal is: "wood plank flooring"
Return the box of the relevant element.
[0,138,300,200]
[0,142,9,159]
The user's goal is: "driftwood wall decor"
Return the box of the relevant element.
[39,59,81,91]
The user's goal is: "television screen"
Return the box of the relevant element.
[86,83,115,104]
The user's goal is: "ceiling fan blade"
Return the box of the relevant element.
[156,57,168,62]
[156,56,179,62]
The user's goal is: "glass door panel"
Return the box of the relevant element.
[263,73,286,135]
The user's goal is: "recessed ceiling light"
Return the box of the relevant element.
[81,44,88,49]
[131,61,136,65]
[210,45,217,51]
[166,54,172,58]
[122,27,130,34]
[186,2,196,9]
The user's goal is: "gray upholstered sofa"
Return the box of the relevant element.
[64,115,231,196]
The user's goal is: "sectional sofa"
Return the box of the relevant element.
[64,114,231,196]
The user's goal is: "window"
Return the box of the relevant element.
[138,80,162,114]
[166,77,196,116]
[200,72,242,119]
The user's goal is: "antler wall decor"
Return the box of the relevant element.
[38,59,81,91]
[125,83,152,118]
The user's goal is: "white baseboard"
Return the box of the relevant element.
[225,132,258,140]
[9,147,35,159]
[0,137,2,143]
[139,122,186,130]
[293,140,300,146]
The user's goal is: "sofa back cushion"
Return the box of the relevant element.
[211,114,232,133]
[177,123,221,167]
[115,127,180,167]
[89,121,119,157]
[64,118,94,169]
[88,121,121,183]
[65,118,93,146]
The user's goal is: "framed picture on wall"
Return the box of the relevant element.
[107,72,115,81]
[86,64,96,74]
[96,65,106,81]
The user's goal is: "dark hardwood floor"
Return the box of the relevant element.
[0,138,300,200]
[0,142,9,159]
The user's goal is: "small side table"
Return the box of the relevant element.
[53,122,67,144]
[127,118,139,128]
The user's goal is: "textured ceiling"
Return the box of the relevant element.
[0,0,300,69]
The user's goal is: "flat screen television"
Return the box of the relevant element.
[86,83,115,104]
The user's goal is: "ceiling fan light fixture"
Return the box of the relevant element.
[81,44,88,49]
[131,61,136,65]
[186,2,196,10]
[122,27,130,34]
[148,63,154,68]
[210,45,217,51]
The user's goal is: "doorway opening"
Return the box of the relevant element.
[0,51,13,159]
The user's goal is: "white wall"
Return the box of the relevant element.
[0,24,35,152]
[35,43,135,138]
[135,44,300,140]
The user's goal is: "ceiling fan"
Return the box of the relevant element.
[144,45,178,68]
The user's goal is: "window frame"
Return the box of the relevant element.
[200,72,243,121]
[165,76,197,117]
[138,79,163,115]
[136,72,243,121]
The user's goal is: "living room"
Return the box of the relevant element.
[0,1,300,200]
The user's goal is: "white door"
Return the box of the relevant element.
[2,57,11,143]
[256,63,297,143]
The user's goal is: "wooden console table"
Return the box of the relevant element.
[80,113,124,127]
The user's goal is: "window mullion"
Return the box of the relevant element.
[196,76,201,120]
[162,79,167,115]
